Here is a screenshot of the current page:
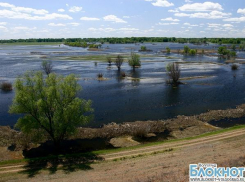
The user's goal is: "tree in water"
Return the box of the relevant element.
[115,55,124,71]
[128,52,141,71]
[41,60,53,76]
[166,63,181,87]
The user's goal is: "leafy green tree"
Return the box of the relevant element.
[189,49,197,55]
[183,46,190,54]
[218,46,227,55]
[141,46,146,51]
[230,51,237,58]
[231,45,236,51]
[128,53,141,71]
[239,44,245,51]
[166,47,171,54]
[9,72,93,151]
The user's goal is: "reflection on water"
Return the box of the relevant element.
[0,43,245,127]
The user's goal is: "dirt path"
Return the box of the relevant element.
[1,128,245,181]
[101,129,245,160]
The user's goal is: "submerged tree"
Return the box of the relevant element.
[183,46,190,54]
[9,72,93,151]
[115,55,124,71]
[141,46,147,51]
[231,45,236,51]
[166,63,181,87]
[189,49,197,55]
[106,56,112,66]
[41,60,53,76]
[128,53,141,71]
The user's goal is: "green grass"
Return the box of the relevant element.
[0,42,63,46]
[1,124,245,166]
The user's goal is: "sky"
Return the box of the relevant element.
[0,0,244,39]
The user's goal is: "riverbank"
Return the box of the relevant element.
[1,104,245,162]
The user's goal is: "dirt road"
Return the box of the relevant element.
[1,128,245,182]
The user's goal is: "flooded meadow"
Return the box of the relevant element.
[1,43,245,127]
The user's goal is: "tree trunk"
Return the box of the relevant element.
[53,140,61,154]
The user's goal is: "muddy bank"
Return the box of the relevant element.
[1,104,245,161]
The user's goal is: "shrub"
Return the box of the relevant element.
[230,51,236,58]
[128,53,141,71]
[189,49,197,55]
[121,72,126,78]
[115,55,124,71]
[166,63,181,86]
[141,46,146,51]
[166,47,171,54]
[41,60,53,75]
[183,46,190,54]
[0,82,13,91]
[97,73,103,78]
[231,64,239,70]
[106,56,112,66]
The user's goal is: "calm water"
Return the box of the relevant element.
[1,43,245,127]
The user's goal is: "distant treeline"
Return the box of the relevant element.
[0,37,245,44]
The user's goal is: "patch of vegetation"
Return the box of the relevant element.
[166,63,181,87]
[166,47,171,54]
[141,46,147,51]
[189,49,197,55]
[183,46,190,54]
[106,56,112,66]
[0,82,13,91]
[218,46,237,59]
[231,64,239,70]
[115,55,124,71]
[121,72,126,78]
[128,53,141,71]
[41,60,53,75]
[97,73,103,78]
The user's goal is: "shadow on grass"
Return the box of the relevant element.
[21,152,104,178]
[20,139,108,177]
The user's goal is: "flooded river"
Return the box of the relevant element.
[0,43,245,127]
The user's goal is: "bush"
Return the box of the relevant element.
[106,56,112,66]
[0,82,13,91]
[231,64,239,70]
[184,46,190,54]
[166,47,171,54]
[97,73,103,78]
[128,53,141,71]
[41,60,53,75]
[141,46,147,51]
[189,49,197,55]
[121,72,126,78]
